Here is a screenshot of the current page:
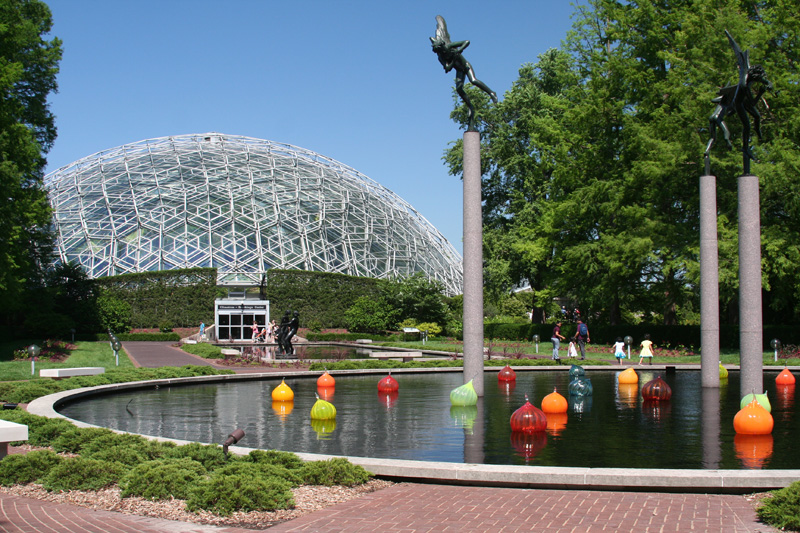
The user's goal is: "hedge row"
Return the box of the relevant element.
[96,268,217,329]
[264,270,381,329]
[485,322,798,350]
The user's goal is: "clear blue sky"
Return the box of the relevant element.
[44,1,579,255]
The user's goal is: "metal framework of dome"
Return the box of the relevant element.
[44,133,463,294]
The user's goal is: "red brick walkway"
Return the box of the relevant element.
[268,483,776,533]
[0,483,777,532]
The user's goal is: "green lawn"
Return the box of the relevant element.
[0,341,133,382]
[386,338,799,366]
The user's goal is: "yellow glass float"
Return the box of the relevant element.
[618,367,639,384]
[450,379,478,406]
[272,400,294,420]
[719,364,729,379]
[311,418,337,438]
[310,394,337,420]
[271,379,294,402]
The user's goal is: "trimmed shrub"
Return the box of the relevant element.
[84,444,149,467]
[51,426,115,454]
[120,457,208,500]
[165,442,227,471]
[186,473,295,515]
[244,449,304,470]
[2,381,65,404]
[298,458,371,486]
[41,457,121,491]
[757,480,800,530]
[213,461,302,487]
[0,450,62,485]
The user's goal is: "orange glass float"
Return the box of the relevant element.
[541,388,568,413]
[776,384,795,418]
[498,365,516,382]
[618,367,639,384]
[545,412,568,435]
[641,376,672,401]
[734,433,774,469]
[510,396,547,434]
[271,379,294,401]
[733,398,774,435]
[317,371,335,388]
[317,385,335,401]
[776,368,796,386]
[377,373,399,392]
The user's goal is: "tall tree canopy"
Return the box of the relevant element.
[445,0,800,325]
[0,0,61,318]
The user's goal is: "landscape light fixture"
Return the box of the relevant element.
[770,339,781,362]
[222,428,245,458]
[27,345,40,376]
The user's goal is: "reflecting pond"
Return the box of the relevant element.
[57,369,799,469]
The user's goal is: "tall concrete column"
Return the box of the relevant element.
[738,174,763,398]
[700,175,720,388]
[462,130,484,396]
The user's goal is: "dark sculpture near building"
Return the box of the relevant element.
[276,310,291,354]
[430,15,498,132]
[704,30,772,175]
[285,311,299,356]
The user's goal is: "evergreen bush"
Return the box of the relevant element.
[181,343,223,359]
[41,457,121,491]
[244,449,305,470]
[165,442,227,471]
[297,458,371,486]
[51,426,115,454]
[186,473,295,515]
[757,480,800,530]
[119,457,208,500]
[0,450,62,485]
[213,461,302,487]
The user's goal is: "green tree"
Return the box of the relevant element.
[445,0,800,325]
[381,272,448,325]
[0,0,62,325]
[344,296,399,334]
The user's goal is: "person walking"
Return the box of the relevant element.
[551,322,566,361]
[639,334,654,365]
[575,319,590,360]
[614,337,626,365]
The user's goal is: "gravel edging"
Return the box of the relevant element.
[0,479,395,530]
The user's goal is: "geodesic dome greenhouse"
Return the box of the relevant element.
[44,133,463,295]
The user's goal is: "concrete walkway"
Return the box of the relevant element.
[1,342,781,532]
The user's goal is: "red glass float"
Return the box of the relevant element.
[545,412,568,436]
[776,384,795,420]
[377,373,399,392]
[497,365,516,382]
[498,380,516,396]
[641,376,672,401]
[733,398,774,435]
[317,385,335,401]
[510,430,547,461]
[541,389,568,413]
[734,433,774,469]
[317,371,335,388]
[776,368,796,386]
[377,390,399,409]
[641,399,671,422]
[510,396,547,434]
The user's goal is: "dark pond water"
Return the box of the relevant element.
[57,369,799,469]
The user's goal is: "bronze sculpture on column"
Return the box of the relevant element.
[430,15,498,132]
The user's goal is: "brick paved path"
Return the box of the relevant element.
[268,483,777,533]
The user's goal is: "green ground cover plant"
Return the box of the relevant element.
[185,472,295,516]
[757,480,800,530]
[120,457,208,500]
[0,450,62,486]
[41,457,122,492]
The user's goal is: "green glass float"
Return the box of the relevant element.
[569,364,585,379]
[740,392,771,413]
[310,394,337,420]
[568,377,593,397]
[450,379,478,406]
